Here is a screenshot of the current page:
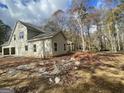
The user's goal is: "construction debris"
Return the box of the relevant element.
[55,77,61,84]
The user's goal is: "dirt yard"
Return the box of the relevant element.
[0,52,124,93]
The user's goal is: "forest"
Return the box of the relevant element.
[43,0,124,52]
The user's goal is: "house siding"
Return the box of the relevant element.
[52,32,67,56]
[2,22,28,56]
[27,39,52,58]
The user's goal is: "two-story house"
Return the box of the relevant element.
[1,21,67,58]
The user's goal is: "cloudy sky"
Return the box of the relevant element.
[0,0,72,27]
[0,0,120,27]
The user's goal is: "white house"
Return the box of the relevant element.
[2,21,67,58]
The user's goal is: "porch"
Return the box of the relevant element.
[2,47,16,56]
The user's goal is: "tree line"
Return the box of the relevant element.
[43,0,124,52]
[0,20,11,52]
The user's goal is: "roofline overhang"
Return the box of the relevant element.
[28,36,53,42]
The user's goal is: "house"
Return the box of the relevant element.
[1,21,67,58]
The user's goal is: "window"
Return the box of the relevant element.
[19,32,24,39]
[11,47,15,55]
[25,45,28,51]
[33,44,37,52]
[54,43,57,51]
[3,48,9,55]
[64,44,66,50]
[14,35,16,40]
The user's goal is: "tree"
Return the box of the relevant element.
[43,1,124,52]
[71,2,88,51]
[0,20,11,52]
[0,20,11,45]
[105,3,124,52]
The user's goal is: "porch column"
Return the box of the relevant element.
[42,40,46,58]
[9,47,11,55]
[2,47,4,56]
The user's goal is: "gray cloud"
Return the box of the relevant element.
[0,0,69,27]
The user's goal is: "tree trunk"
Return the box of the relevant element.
[87,26,91,51]
[115,23,121,51]
[108,23,115,52]
[97,22,104,51]
[121,32,124,50]
[77,18,86,51]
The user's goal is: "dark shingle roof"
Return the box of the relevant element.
[34,31,60,39]
[20,21,44,33]
[20,21,63,41]
[2,21,64,45]
[28,31,60,42]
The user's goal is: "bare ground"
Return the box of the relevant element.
[0,52,124,93]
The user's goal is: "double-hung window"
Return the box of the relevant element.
[25,45,28,51]
[54,43,57,51]
[64,44,66,50]
[19,32,24,39]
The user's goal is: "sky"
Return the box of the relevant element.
[0,0,71,27]
[0,0,121,27]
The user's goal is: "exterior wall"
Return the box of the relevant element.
[27,41,43,58]
[43,39,53,58]
[27,39,52,58]
[2,38,53,58]
[2,22,28,56]
[52,32,67,56]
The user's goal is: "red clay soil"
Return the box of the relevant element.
[72,51,100,64]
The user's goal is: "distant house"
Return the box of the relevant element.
[1,21,67,58]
